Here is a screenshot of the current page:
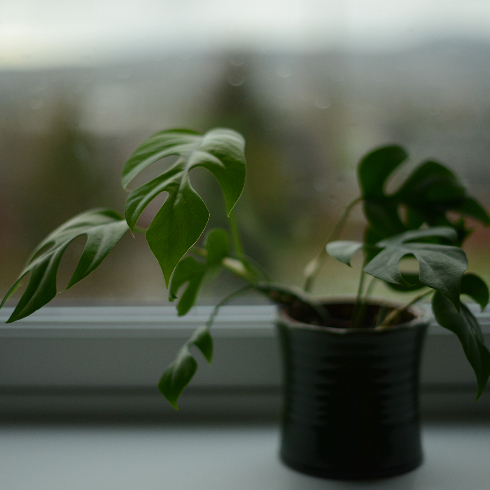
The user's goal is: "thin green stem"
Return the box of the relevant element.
[192,245,263,284]
[363,276,378,303]
[303,196,362,293]
[351,262,367,328]
[228,210,244,256]
[378,289,432,329]
[205,285,255,329]
[351,276,379,328]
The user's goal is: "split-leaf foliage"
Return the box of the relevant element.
[2,129,490,406]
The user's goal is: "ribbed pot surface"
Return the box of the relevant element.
[277,300,428,480]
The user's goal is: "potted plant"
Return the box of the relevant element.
[2,128,490,479]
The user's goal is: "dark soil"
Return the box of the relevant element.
[285,300,415,329]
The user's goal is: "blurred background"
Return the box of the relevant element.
[1,1,490,306]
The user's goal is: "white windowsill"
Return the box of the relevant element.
[0,420,488,489]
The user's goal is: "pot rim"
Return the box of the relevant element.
[277,296,430,335]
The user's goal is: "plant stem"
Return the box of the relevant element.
[205,284,255,329]
[303,196,362,293]
[352,276,378,328]
[228,210,244,256]
[351,262,367,328]
[377,290,432,329]
[363,276,378,303]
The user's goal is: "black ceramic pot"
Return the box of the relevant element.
[276,299,429,480]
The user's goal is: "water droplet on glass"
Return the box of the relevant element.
[30,98,43,110]
[230,57,245,67]
[314,96,331,109]
[227,74,245,87]
[35,77,48,91]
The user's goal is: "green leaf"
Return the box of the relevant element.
[145,183,210,286]
[169,229,230,316]
[158,326,213,409]
[461,273,489,311]
[205,228,230,265]
[158,347,197,410]
[384,272,426,292]
[357,145,409,237]
[2,209,129,323]
[432,292,490,400]
[255,282,330,323]
[393,160,490,231]
[357,147,490,242]
[255,282,309,306]
[169,257,206,316]
[189,325,213,363]
[377,226,459,245]
[395,160,465,205]
[364,227,467,310]
[122,128,246,286]
[326,240,366,266]
[363,201,406,238]
[358,145,409,199]
[454,197,490,226]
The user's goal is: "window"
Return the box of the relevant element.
[2,1,490,304]
[1,2,490,416]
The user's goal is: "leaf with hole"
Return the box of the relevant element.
[122,128,246,286]
[2,209,129,323]
[326,240,368,266]
[363,227,467,310]
[357,147,490,240]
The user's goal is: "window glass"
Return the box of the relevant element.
[1,1,490,305]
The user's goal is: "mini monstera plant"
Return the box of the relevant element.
[2,128,490,408]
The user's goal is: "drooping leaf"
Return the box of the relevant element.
[159,347,197,410]
[363,227,467,310]
[2,209,129,323]
[169,257,206,316]
[255,282,330,323]
[158,326,213,409]
[169,229,230,316]
[326,240,367,266]
[189,325,214,363]
[461,273,489,312]
[121,128,246,286]
[145,183,210,287]
[255,282,309,306]
[432,292,490,400]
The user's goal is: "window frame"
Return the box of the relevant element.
[1,304,489,418]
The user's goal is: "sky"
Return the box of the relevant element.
[1,1,490,69]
